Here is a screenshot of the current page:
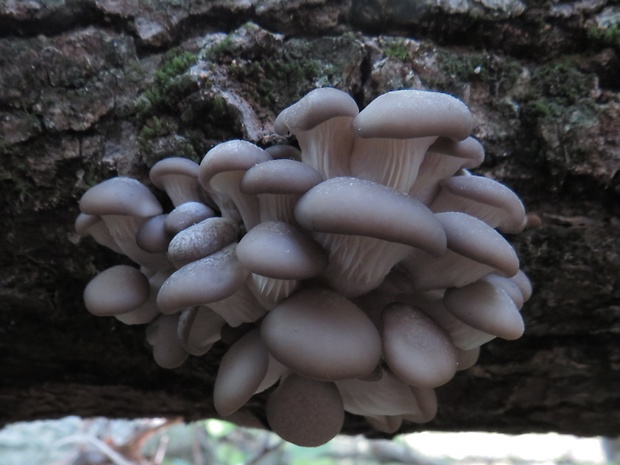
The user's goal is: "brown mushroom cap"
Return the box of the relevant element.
[236,221,327,280]
[213,329,269,417]
[382,302,459,388]
[295,177,447,256]
[266,373,344,447]
[260,288,382,381]
[84,265,150,317]
[352,89,473,140]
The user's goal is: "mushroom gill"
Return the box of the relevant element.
[75,87,530,447]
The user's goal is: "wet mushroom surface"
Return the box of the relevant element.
[76,88,531,447]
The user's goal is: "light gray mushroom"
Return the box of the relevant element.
[402,211,520,290]
[350,89,474,193]
[213,329,269,417]
[382,302,459,388]
[431,175,526,233]
[74,213,124,254]
[149,157,206,207]
[164,201,215,236]
[266,373,344,447]
[115,269,169,325]
[79,177,172,271]
[260,288,382,381]
[198,140,271,230]
[156,244,247,314]
[240,158,323,224]
[177,306,225,356]
[136,214,170,253]
[274,87,358,179]
[83,265,150,317]
[236,221,328,307]
[410,136,485,205]
[443,279,525,341]
[167,217,238,268]
[295,176,446,296]
[145,313,189,369]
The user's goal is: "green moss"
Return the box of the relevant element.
[385,40,410,62]
[587,25,620,49]
[136,50,197,121]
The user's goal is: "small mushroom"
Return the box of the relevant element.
[382,302,459,388]
[164,201,216,236]
[198,140,271,230]
[156,244,247,314]
[431,175,526,233]
[213,329,269,417]
[402,211,520,290]
[136,214,170,253]
[261,288,382,381]
[74,213,124,254]
[295,177,446,296]
[115,269,168,325]
[266,373,344,447]
[443,279,525,341]
[149,157,206,207]
[167,217,238,268]
[410,137,485,205]
[350,89,473,193]
[79,177,172,271]
[240,158,323,224]
[274,87,358,179]
[236,221,328,307]
[146,313,189,369]
[177,306,225,356]
[265,144,301,161]
[83,265,150,317]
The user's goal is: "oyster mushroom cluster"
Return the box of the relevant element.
[76,88,531,447]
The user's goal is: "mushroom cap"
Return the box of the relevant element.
[156,244,247,314]
[84,265,150,317]
[274,87,359,135]
[352,90,473,140]
[167,217,238,268]
[266,373,344,447]
[164,201,216,236]
[79,177,163,217]
[240,159,323,195]
[443,280,525,340]
[136,214,170,253]
[260,288,382,381]
[213,329,269,417]
[426,136,485,169]
[437,211,520,278]
[432,175,526,233]
[149,157,200,189]
[382,302,459,388]
[236,221,327,280]
[146,314,189,369]
[74,213,124,254]
[177,306,225,356]
[295,177,447,256]
[198,140,272,193]
[265,144,301,161]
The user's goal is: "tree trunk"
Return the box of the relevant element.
[1,0,619,438]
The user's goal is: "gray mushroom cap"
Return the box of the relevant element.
[236,221,327,280]
[146,313,189,369]
[431,175,526,233]
[352,89,473,140]
[136,214,170,253]
[79,177,163,218]
[213,329,269,417]
[266,373,344,447]
[177,306,225,356]
[149,157,205,207]
[240,158,323,196]
[74,213,124,254]
[156,243,247,314]
[274,87,359,134]
[295,177,447,256]
[167,217,238,268]
[83,265,150,317]
[383,302,458,388]
[164,201,215,236]
[260,288,382,381]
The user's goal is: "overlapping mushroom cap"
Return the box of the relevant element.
[76,87,531,447]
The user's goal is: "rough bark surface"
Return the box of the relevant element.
[1,0,619,438]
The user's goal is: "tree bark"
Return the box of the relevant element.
[1,0,619,438]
